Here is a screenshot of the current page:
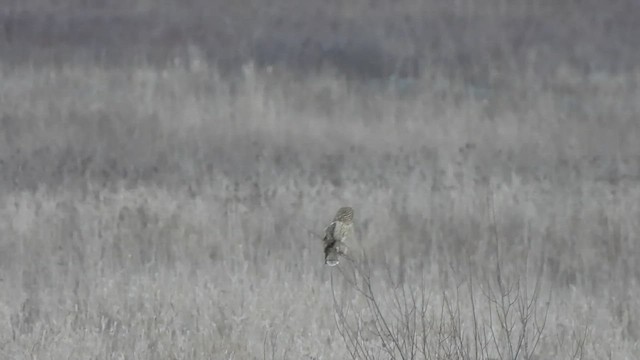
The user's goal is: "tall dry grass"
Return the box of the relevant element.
[0,62,639,358]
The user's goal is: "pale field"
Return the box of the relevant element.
[0,62,639,359]
[1,1,640,359]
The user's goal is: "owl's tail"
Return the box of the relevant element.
[325,246,340,266]
[325,242,349,266]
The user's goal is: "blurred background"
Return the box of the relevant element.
[1,0,640,189]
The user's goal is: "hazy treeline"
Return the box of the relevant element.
[1,0,639,76]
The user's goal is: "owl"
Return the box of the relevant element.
[322,207,354,266]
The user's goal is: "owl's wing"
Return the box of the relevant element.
[323,221,336,246]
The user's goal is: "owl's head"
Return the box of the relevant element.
[334,207,354,222]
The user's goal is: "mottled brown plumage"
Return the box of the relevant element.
[322,207,354,266]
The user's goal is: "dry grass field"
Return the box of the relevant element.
[1,1,640,359]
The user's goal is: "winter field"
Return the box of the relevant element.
[1,1,640,359]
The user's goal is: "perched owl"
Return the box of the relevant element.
[322,207,354,266]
